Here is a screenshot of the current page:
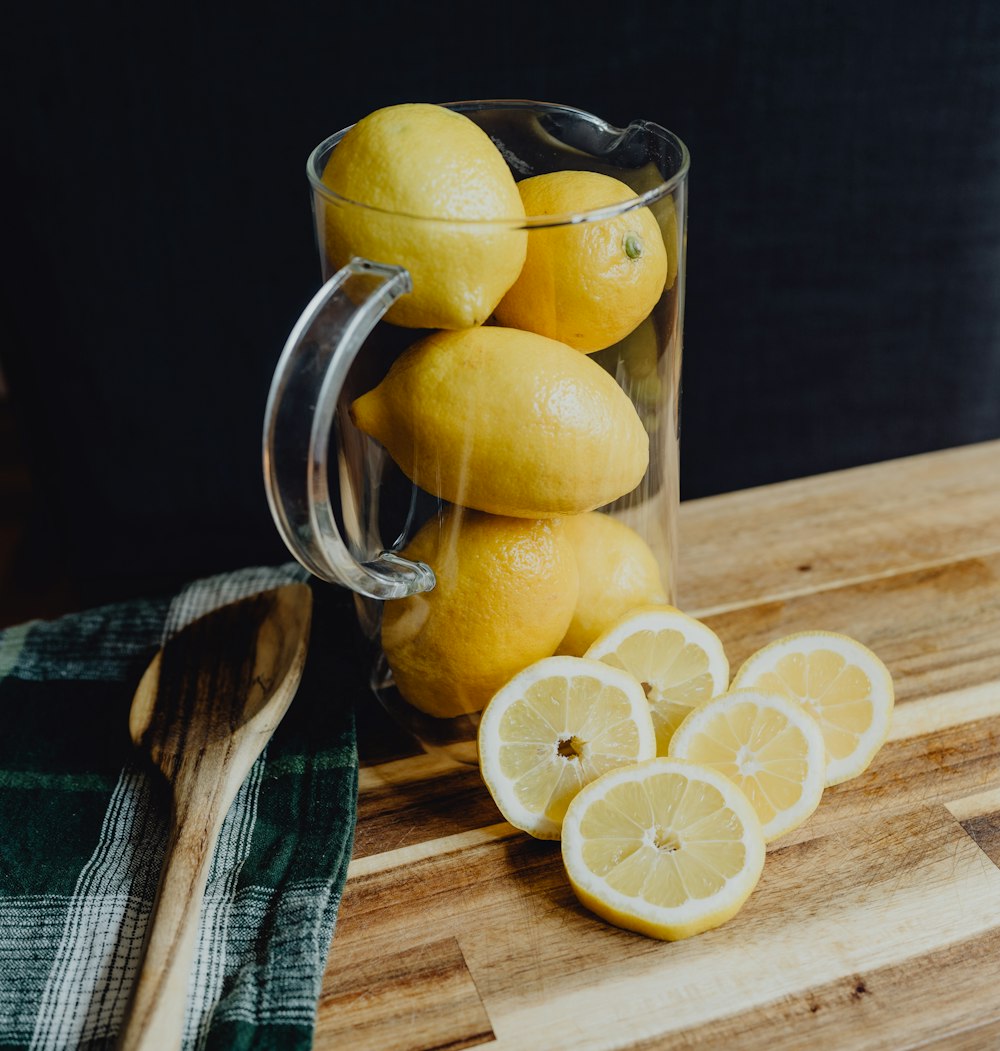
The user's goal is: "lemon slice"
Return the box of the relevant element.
[730,631,894,786]
[584,605,729,754]
[561,758,766,940]
[477,656,656,840]
[668,689,826,842]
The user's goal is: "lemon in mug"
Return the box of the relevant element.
[320,103,527,329]
[556,512,667,657]
[494,170,668,352]
[350,326,649,517]
[381,510,579,719]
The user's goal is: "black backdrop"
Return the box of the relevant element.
[3,1,1000,607]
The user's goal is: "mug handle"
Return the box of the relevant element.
[262,258,437,600]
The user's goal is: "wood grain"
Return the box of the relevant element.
[119,584,312,1051]
[677,440,1000,616]
[315,937,494,1051]
[625,926,1000,1050]
[318,441,1000,1050]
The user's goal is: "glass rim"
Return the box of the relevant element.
[306,98,689,228]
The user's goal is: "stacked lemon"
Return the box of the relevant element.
[322,103,674,719]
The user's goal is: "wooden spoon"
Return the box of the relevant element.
[117,582,313,1051]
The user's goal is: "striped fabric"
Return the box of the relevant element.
[0,566,359,1050]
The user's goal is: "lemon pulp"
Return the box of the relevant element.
[478,656,655,840]
[561,758,766,940]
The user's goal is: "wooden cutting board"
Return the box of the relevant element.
[316,440,1000,1051]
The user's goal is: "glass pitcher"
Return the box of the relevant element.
[264,100,689,763]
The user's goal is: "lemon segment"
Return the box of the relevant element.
[350,326,649,518]
[494,170,668,352]
[477,656,656,840]
[556,513,667,657]
[730,631,894,786]
[319,103,526,330]
[667,689,826,842]
[584,606,729,754]
[561,758,766,940]
[381,510,579,719]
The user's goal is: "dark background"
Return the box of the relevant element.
[3,1,999,617]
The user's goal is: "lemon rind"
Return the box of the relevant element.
[584,605,731,752]
[667,688,827,842]
[560,758,766,941]
[477,655,657,840]
[731,631,895,787]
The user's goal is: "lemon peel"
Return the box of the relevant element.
[731,631,895,786]
[477,656,656,839]
[350,326,649,518]
[319,103,526,329]
[561,757,766,940]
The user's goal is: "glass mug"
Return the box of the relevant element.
[264,100,689,763]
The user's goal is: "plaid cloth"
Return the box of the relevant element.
[0,564,360,1051]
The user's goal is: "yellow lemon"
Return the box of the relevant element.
[319,103,526,329]
[614,162,681,292]
[585,606,730,755]
[477,655,657,839]
[381,509,579,719]
[350,326,649,517]
[494,170,668,352]
[561,758,766,940]
[730,631,895,787]
[668,689,826,843]
[590,316,663,410]
[556,513,667,657]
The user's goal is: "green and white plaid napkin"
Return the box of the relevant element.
[0,564,359,1051]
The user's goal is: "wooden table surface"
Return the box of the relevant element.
[317,440,1000,1051]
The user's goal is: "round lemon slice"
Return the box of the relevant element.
[584,606,729,754]
[561,758,766,940]
[668,689,826,842]
[477,656,656,840]
[730,631,894,787]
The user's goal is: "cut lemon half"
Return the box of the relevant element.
[477,655,656,840]
[584,605,729,754]
[730,631,894,787]
[668,689,826,842]
[561,758,766,940]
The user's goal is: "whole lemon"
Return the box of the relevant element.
[556,512,667,657]
[319,103,527,329]
[591,316,663,410]
[494,170,668,352]
[349,326,649,517]
[382,509,580,718]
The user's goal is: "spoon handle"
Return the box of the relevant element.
[117,800,227,1051]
